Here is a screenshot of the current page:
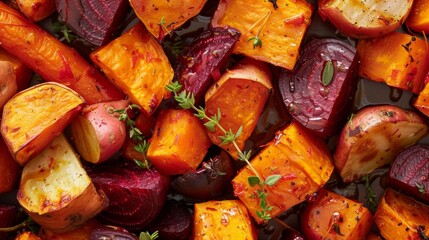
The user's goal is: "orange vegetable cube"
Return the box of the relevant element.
[357,32,429,94]
[193,200,257,240]
[204,58,272,159]
[91,23,174,115]
[301,189,373,240]
[406,0,429,33]
[375,189,429,240]
[414,72,429,116]
[212,0,313,70]
[15,232,42,240]
[232,121,334,223]
[147,109,211,175]
[16,0,55,22]
[0,47,32,91]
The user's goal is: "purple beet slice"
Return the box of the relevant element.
[388,145,429,203]
[55,0,129,46]
[147,200,192,240]
[91,226,138,240]
[88,161,170,230]
[175,26,241,103]
[171,150,234,200]
[278,38,359,138]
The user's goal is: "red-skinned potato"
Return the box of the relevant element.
[17,134,107,233]
[301,189,373,240]
[0,61,17,111]
[1,82,85,166]
[318,0,412,38]
[70,100,128,164]
[334,105,428,182]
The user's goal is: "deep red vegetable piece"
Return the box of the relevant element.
[88,161,170,230]
[55,0,129,46]
[388,145,429,204]
[175,26,241,103]
[0,205,17,240]
[170,150,234,200]
[147,201,192,240]
[91,226,138,240]
[278,38,359,138]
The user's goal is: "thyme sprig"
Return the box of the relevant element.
[246,11,272,49]
[0,217,38,233]
[166,81,280,220]
[362,175,377,212]
[52,21,76,43]
[139,230,159,240]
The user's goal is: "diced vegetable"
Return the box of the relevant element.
[406,0,429,33]
[414,72,429,117]
[175,26,240,103]
[0,2,125,104]
[278,38,359,138]
[0,47,32,91]
[374,189,429,240]
[319,0,412,38]
[129,0,207,41]
[90,226,138,240]
[0,61,17,111]
[88,161,170,230]
[193,200,257,240]
[91,22,173,115]
[357,32,429,94]
[388,145,429,204]
[147,109,212,175]
[0,137,19,194]
[70,100,128,164]
[56,0,129,46]
[301,189,373,239]
[16,0,55,22]
[15,232,42,240]
[232,121,334,223]
[334,105,428,182]
[211,0,313,70]
[17,134,107,233]
[1,82,85,166]
[39,219,101,240]
[204,58,272,158]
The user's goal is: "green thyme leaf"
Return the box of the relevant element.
[416,182,426,194]
[265,174,281,186]
[322,60,334,86]
[248,36,262,49]
[139,230,159,240]
[248,176,261,187]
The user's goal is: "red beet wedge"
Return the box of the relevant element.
[175,26,241,103]
[55,0,129,46]
[91,226,138,240]
[278,38,359,138]
[388,145,429,204]
[88,161,170,230]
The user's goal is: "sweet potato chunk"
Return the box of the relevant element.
[15,232,42,240]
[0,47,32,91]
[406,0,429,33]
[193,200,257,240]
[0,61,17,111]
[0,2,124,104]
[357,32,429,94]
[130,0,207,41]
[301,189,373,240]
[232,121,334,223]
[374,189,429,240]
[39,219,101,240]
[16,0,55,22]
[17,135,107,233]
[414,73,429,117]
[211,0,313,70]
[205,58,272,158]
[0,137,19,194]
[91,23,173,115]
[147,109,212,175]
[1,82,85,165]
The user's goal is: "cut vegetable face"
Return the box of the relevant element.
[16,0,55,22]
[1,82,85,166]
[319,0,412,38]
[334,105,429,182]
[278,38,359,138]
[17,134,107,233]
[405,0,429,33]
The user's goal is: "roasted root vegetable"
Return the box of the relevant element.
[130,0,207,41]
[0,61,17,111]
[0,47,32,91]
[1,82,85,166]
[193,200,257,240]
[318,0,412,38]
[388,145,429,203]
[56,0,129,45]
[0,2,124,104]
[39,219,101,240]
[211,0,313,70]
[70,100,128,164]
[15,232,42,240]
[16,0,55,22]
[334,105,428,182]
[0,137,20,194]
[90,226,138,240]
[374,188,429,240]
[278,38,359,138]
[232,121,334,223]
[175,26,240,103]
[88,161,170,230]
[17,134,107,233]
[205,58,272,158]
[147,109,212,175]
[406,0,429,33]
[91,22,173,115]
[357,32,429,94]
[0,205,17,239]
[301,189,373,240]
[414,73,429,117]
